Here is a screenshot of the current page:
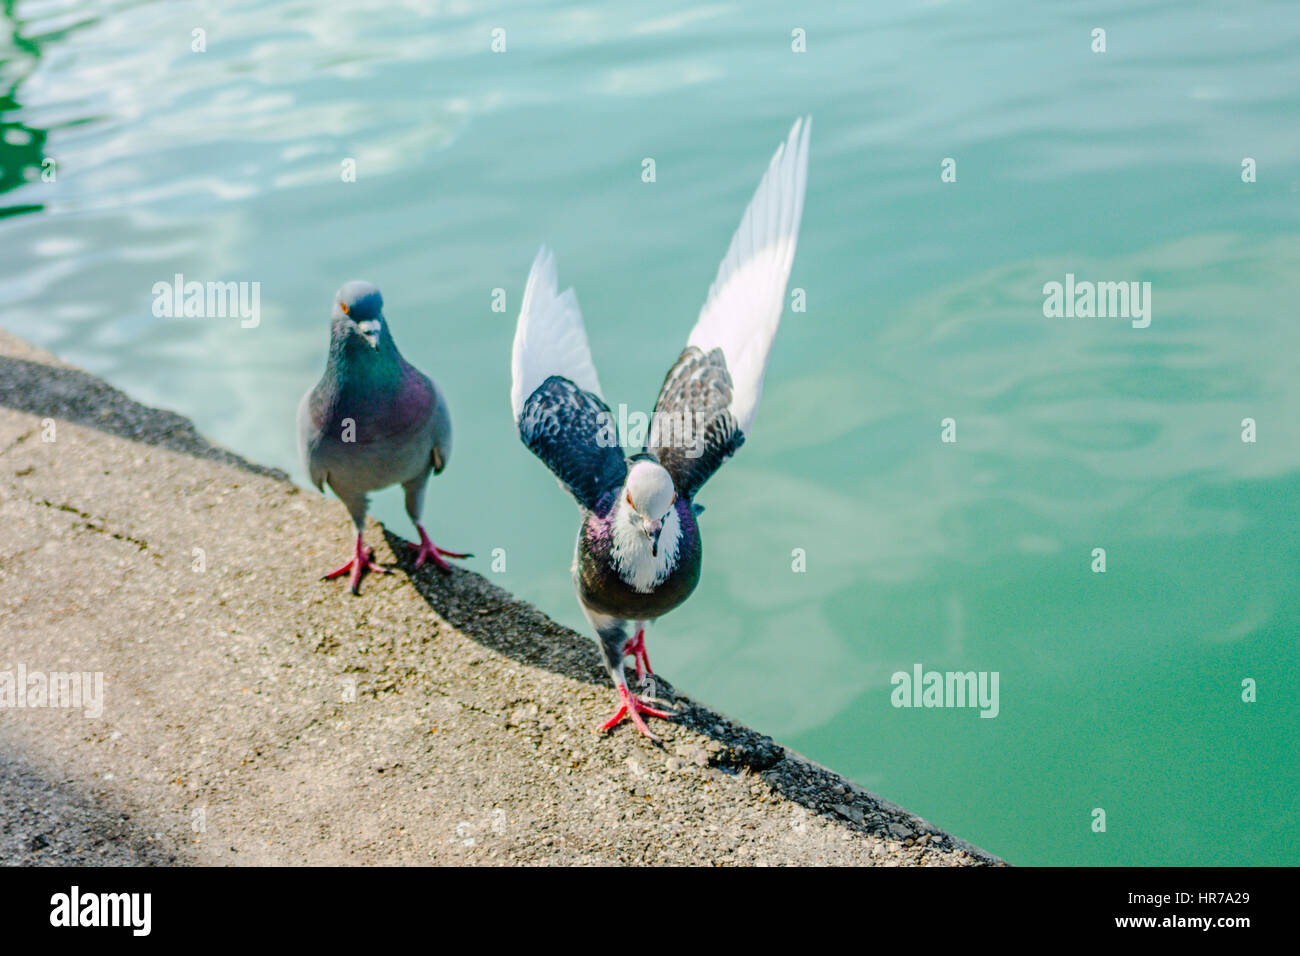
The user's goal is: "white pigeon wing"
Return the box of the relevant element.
[685,116,811,436]
[511,246,604,422]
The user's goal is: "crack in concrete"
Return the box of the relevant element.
[32,497,157,557]
[0,428,34,459]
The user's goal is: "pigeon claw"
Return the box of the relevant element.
[601,684,674,739]
[405,526,472,574]
[323,538,389,595]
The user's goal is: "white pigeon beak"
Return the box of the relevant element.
[642,517,663,556]
[357,318,381,349]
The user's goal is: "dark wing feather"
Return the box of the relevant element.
[647,346,745,499]
[519,375,627,512]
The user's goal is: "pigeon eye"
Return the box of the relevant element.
[626,492,634,508]
[340,302,349,315]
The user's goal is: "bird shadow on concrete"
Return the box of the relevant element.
[378,526,615,690]
[379,527,993,860]
[0,355,285,480]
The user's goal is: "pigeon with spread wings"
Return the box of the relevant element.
[510,118,811,738]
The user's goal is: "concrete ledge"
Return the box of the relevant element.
[0,330,1003,866]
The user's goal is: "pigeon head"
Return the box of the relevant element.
[622,460,677,557]
[333,281,385,350]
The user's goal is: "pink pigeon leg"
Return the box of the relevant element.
[323,533,389,594]
[627,626,653,679]
[404,524,473,573]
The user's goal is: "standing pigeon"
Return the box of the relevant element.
[510,117,811,737]
[297,281,470,594]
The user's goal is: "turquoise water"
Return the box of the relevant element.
[2,0,1298,865]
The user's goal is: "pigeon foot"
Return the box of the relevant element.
[323,535,389,595]
[601,683,674,739]
[404,525,473,573]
